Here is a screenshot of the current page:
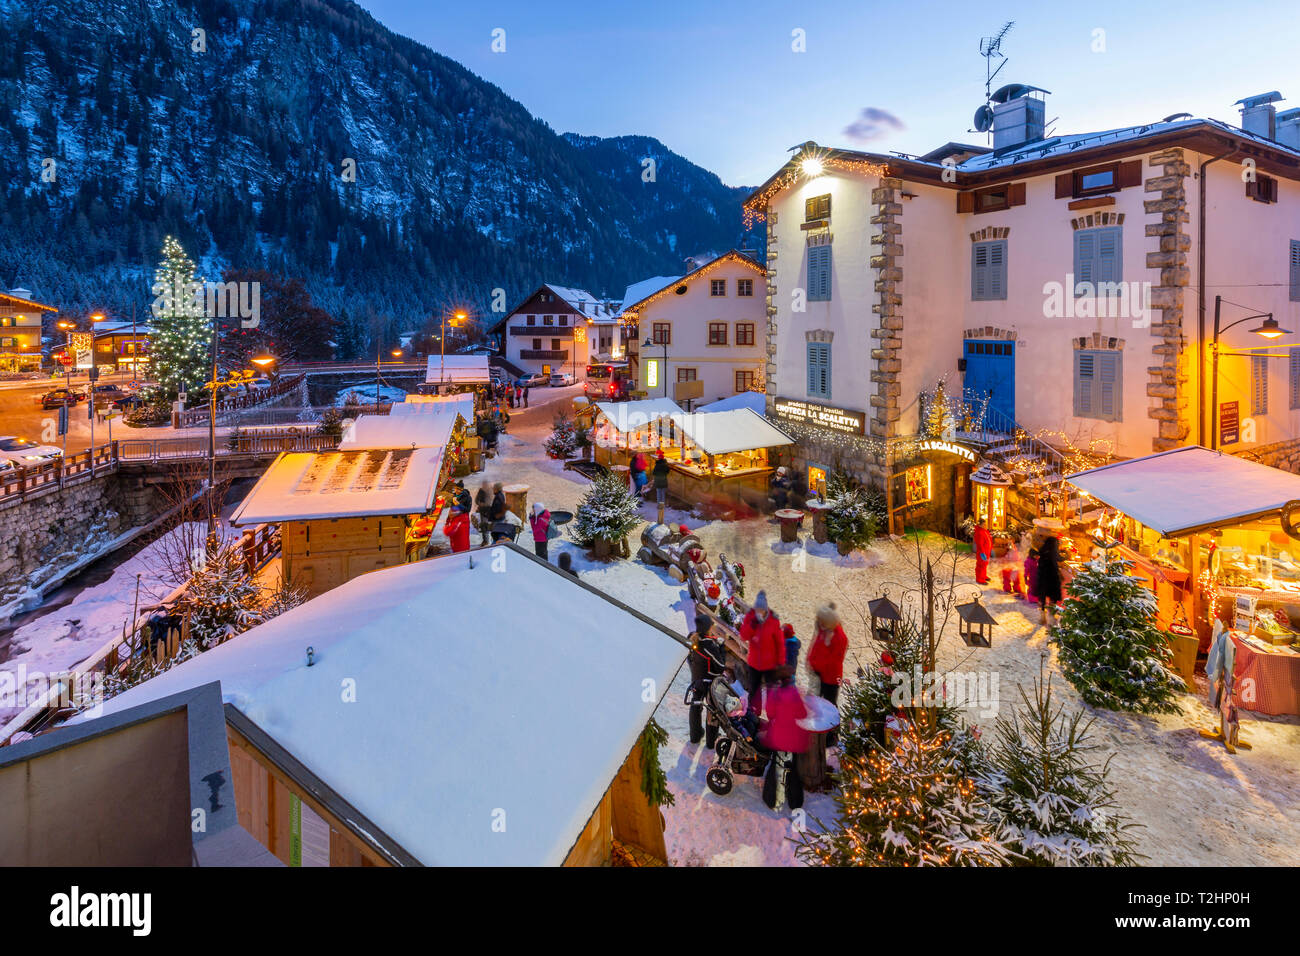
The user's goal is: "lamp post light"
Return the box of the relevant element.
[642,336,669,398]
[1210,295,1292,450]
[440,309,468,392]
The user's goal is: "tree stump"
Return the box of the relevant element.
[503,483,530,522]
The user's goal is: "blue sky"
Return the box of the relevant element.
[357,0,1298,186]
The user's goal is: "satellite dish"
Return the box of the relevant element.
[973,105,994,133]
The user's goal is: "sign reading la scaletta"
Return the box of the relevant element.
[772,397,867,436]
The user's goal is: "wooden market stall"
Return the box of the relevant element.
[231,411,459,598]
[591,398,793,510]
[47,547,687,866]
[1067,446,1300,709]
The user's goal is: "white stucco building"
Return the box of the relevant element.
[491,283,620,380]
[621,251,767,406]
[749,85,1300,524]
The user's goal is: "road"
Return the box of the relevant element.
[0,372,140,455]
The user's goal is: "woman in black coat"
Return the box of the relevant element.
[1036,535,1064,626]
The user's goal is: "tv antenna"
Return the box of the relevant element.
[971,20,1014,136]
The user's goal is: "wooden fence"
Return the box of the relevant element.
[176,373,307,428]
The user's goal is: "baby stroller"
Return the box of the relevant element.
[702,673,803,810]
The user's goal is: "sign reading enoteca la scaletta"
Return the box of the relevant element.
[771,397,867,436]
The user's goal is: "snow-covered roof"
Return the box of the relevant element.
[75,550,686,866]
[338,411,456,451]
[698,391,767,415]
[595,397,686,433]
[679,408,794,456]
[93,323,154,339]
[1066,445,1300,537]
[397,393,475,422]
[425,354,490,384]
[230,448,444,525]
[544,283,620,321]
[618,275,681,316]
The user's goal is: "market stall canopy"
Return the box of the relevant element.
[339,411,457,451]
[424,354,490,385]
[397,393,475,422]
[72,549,686,866]
[677,408,794,456]
[1066,445,1300,536]
[594,397,686,433]
[230,447,444,525]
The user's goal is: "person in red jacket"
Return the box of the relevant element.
[444,508,471,553]
[738,589,784,695]
[757,667,810,755]
[807,603,848,746]
[973,519,993,585]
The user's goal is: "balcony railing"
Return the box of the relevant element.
[519,349,568,360]
[509,325,574,337]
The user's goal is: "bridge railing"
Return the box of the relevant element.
[0,443,120,501]
[176,373,307,428]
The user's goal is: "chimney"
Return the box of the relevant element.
[1236,92,1283,139]
[991,84,1049,151]
[9,287,32,299]
[1276,108,1300,150]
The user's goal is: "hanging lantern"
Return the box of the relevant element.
[956,596,997,648]
[868,593,902,643]
[971,460,1011,532]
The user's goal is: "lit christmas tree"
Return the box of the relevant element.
[572,471,641,551]
[151,236,210,396]
[1052,556,1184,713]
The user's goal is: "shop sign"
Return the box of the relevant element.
[69,331,94,370]
[1234,593,1257,633]
[772,397,866,436]
[917,439,976,461]
[1220,401,1239,445]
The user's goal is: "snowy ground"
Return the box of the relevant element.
[476,386,1300,867]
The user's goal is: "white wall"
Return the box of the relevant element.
[631,259,766,403]
[768,170,879,415]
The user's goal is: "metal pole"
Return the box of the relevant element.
[440,310,447,394]
[661,343,669,398]
[131,300,137,386]
[208,315,218,549]
[1210,295,1221,451]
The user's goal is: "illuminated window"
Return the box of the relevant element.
[807,464,827,497]
[905,465,932,506]
[645,360,659,389]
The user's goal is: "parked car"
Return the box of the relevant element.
[39,387,86,409]
[549,371,575,387]
[0,436,63,465]
[90,383,129,403]
[517,372,548,388]
[245,377,273,393]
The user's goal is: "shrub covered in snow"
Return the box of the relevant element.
[1052,556,1184,713]
[544,415,578,459]
[572,472,641,549]
[977,675,1140,867]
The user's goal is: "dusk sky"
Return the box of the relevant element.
[357,0,1298,187]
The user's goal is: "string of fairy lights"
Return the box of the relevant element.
[743,153,892,228]
[151,235,211,394]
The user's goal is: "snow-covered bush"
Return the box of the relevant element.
[572,472,641,550]
[1052,556,1184,713]
[978,675,1140,866]
[825,486,880,552]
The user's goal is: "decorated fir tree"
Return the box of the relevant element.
[795,722,1013,867]
[151,236,210,395]
[978,674,1140,866]
[544,414,578,459]
[572,471,641,550]
[1051,556,1184,713]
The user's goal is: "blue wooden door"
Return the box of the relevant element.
[963,339,1016,424]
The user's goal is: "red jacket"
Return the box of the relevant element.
[757,684,810,754]
[739,609,784,672]
[973,525,993,563]
[445,511,471,552]
[807,625,848,685]
[528,510,551,543]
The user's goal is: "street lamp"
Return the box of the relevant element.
[250,353,275,370]
[438,309,468,391]
[1210,295,1293,450]
[642,336,669,398]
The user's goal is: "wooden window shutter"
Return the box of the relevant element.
[956,191,975,213]
[1253,354,1269,415]
[1098,352,1120,421]
[1074,351,1093,416]
[989,241,1007,299]
[1116,160,1142,188]
[1289,347,1300,409]
[1290,240,1300,302]
[1008,182,1026,206]
[1074,231,1095,290]
[1096,227,1123,284]
[971,243,988,299]
[1055,173,1073,199]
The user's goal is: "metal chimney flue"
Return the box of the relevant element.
[1236,92,1283,139]
[990,84,1049,151]
[1276,108,1300,150]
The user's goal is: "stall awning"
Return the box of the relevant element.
[1066,445,1300,537]
[678,408,794,456]
[594,397,685,433]
[424,354,490,385]
[393,393,475,423]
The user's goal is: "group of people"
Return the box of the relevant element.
[690,588,847,755]
[973,519,1065,626]
[494,380,530,409]
[628,448,671,505]
[458,480,557,558]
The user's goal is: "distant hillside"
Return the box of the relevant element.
[0,0,759,355]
